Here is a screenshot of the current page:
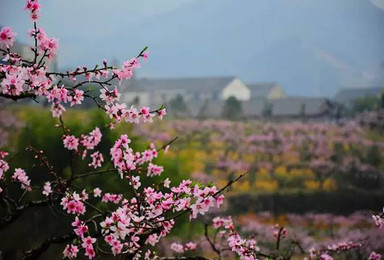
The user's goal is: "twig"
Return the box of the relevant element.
[213,172,247,197]
[157,136,178,152]
[204,223,221,258]
[71,169,117,180]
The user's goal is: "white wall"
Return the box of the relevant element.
[121,89,189,108]
[268,86,286,100]
[222,78,251,101]
[121,92,150,106]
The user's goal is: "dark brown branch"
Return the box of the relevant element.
[37,50,48,68]
[0,199,54,232]
[83,94,106,111]
[46,66,115,77]
[255,251,275,258]
[204,223,221,258]
[72,77,114,90]
[154,173,246,224]
[32,22,38,64]
[213,172,246,197]
[71,169,117,180]
[291,240,306,254]
[157,136,179,152]
[22,214,104,260]
[276,226,284,250]
[0,92,37,101]
[22,232,77,260]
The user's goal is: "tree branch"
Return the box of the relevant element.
[213,172,247,197]
[0,198,55,232]
[204,223,221,258]
[22,232,77,260]
[0,92,37,101]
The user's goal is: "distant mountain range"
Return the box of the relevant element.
[130,0,384,97]
[1,0,384,97]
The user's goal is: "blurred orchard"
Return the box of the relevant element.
[0,1,384,260]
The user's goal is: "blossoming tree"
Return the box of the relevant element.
[0,1,227,259]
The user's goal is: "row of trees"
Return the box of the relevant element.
[156,91,384,121]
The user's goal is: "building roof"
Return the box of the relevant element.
[242,100,264,116]
[334,87,384,104]
[186,100,225,118]
[242,97,328,117]
[270,97,328,117]
[123,76,237,93]
[184,97,329,118]
[247,83,279,98]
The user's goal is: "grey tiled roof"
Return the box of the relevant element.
[269,97,328,116]
[242,100,265,116]
[334,87,384,104]
[241,97,328,117]
[167,97,328,118]
[185,100,225,118]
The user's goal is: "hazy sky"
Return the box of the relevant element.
[1,0,384,96]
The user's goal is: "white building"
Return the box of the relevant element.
[247,83,286,100]
[121,76,251,108]
[10,40,58,72]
